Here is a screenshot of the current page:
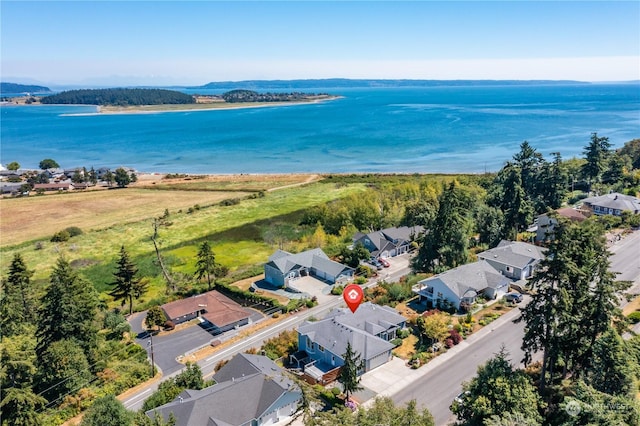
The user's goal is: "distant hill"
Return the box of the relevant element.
[1,82,51,94]
[40,88,194,106]
[194,78,588,90]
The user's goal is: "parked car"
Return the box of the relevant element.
[378,258,390,268]
[503,292,523,303]
[368,258,383,270]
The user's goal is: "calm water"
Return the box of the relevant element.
[1,84,639,173]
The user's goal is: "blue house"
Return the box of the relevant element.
[295,302,406,384]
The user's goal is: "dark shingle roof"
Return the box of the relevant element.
[147,354,300,426]
[583,192,640,213]
[477,240,546,269]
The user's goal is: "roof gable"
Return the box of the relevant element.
[477,240,546,269]
[418,261,509,298]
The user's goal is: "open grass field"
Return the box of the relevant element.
[0,181,366,297]
[0,188,252,247]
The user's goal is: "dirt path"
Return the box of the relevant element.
[267,174,322,192]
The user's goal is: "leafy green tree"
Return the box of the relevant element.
[88,167,98,185]
[194,241,217,290]
[474,203,504,248]
[36,256,99,360]
[618,138,640,170]
[339,242,370,268]
[38,158,59,169]
[450,347,544,425]
[338,342,364,401]
[81,394,133,426]
[141,379,183,412]
[35,339,92,403]
[72,170,85,184]
[310,397,434,426]
[6,161,20,171]
[0,254,35,336]
[0,387,46,426]
[104,170,115,187]
[174,362,204,390]
[114,167,132,187]
[587,328,636,397]
[133,412,177,426]
[103,310,131,340]
[109,246,146,315]
[417,311,450,345]
[602,151,631,185]
[582,132,612,188]
[145,306,166,332]
[556,381,640,425]
[412,181,473,272]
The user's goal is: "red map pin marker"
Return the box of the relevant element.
[343,284,364,313]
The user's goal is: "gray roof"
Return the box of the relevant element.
[583,192,640,213]
[419,261,509,299]
[147,354,300,426]
[477,240,546,269]
[353,226,423,255]
[298,302,404,361]
[266,248,353,278]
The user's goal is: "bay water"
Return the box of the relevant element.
[1,83,638,174]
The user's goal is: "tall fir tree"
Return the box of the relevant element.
[194,241,217,291]
[0,254,35,336]
[518,218,625,391]
[338,342,364,401]
[581,132,612,189]
[109,245,146,315]
[36,256,98,360]
[412,181,472,272]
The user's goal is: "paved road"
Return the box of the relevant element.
[609,229,640,288]
[391,308,527,425]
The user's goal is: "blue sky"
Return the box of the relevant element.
[1,1,639,85]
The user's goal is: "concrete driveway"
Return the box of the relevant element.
[288,276,336,303]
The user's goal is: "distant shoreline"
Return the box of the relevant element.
[3,94,342,116]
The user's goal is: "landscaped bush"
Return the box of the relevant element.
[65,226,83,237]
[51,229,70,242]
[628,311,640,324]
[449,329,463,345]
[391,338,403,347]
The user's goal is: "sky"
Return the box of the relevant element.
[1,1,639,86]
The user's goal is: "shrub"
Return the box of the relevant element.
[444,338,454,349]
[449,329,463,345]
[331,285,344,295]
[51,230,70,242]
[628,311,640,324]
[391,338,403,347]
[65,226,83,237]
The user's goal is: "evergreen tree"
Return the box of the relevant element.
[194,241,217,291]
[338,342,364,400]
[587,328,636,397]
[412,181,472,272]
[109,246,146,315]
[36,257,99,359]
[497,163,533,240]
[582,132,612,189]
[512,140,545,198]
[0,387,46,426]
[81,394,133,426]
[518,218,625,391]
[0,254,35,336]
[88,167,98,185]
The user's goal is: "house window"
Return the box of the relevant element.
[306,337,311,348]
[437,292,443,299]
[318,344,324,352]
[506,266,512,273]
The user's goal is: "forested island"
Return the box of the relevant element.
[220,89,330,103]
[40,88,195,106]
[0,82,51,94]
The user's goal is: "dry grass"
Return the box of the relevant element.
[394,334,419,359]
[229,273,290,305]
[139,173,321,192]
[0,187,250,246]
[623,294,640,316]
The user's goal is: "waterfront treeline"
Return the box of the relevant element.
[41,88,195,106]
